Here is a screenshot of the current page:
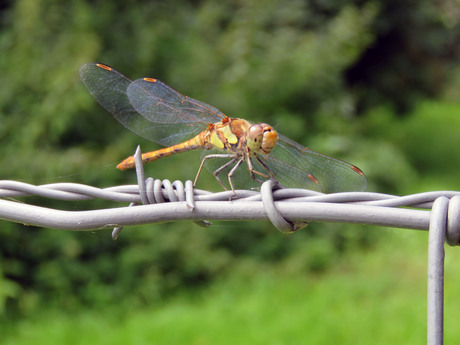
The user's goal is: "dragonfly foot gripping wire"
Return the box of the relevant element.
[261,180,308,233]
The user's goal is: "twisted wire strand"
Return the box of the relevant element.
[1,179,458,207]
[1,177,460,236]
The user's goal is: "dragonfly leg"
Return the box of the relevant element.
[252,155,284,188]
[253,154,285,188]
[212,157,239,191]
[246,155,271,183]
[227,157,245,195]
[194,153,236,189]
[255,155,276,178]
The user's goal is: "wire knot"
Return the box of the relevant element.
[261,180,308,233]
[112,146,200,239]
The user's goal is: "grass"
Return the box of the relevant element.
[3,228,460,344]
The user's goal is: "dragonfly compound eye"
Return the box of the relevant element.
[260,125,277,154]
[247,124,277,154]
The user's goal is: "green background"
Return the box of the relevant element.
[1,0,460,343]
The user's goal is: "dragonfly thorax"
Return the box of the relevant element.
[246,123,278,154]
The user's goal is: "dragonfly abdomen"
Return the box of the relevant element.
[116,132,207,170]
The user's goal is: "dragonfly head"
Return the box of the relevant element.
[247,123,278,154]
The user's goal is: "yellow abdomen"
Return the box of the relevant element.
[116,132,207,170]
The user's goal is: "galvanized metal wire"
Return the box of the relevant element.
[0,146,459,345]
[0,177,459,235]
[1,177,459,234]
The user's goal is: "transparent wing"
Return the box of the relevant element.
[127,78,226,124]
[79,63,225,147]
[263,134,367,193]
[126,77,226,146]
[199,134,367,193]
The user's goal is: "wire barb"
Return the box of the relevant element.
[111,145,202,237]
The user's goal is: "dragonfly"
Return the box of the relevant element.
[79,63,367,194]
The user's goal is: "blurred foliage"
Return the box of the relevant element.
[1,0,460,318]
[346,0,460,113]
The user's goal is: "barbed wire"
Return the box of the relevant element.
[1,178,458,231]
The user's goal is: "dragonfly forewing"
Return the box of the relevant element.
[80,64,213,147]
[127,78,225,124]
[126,78,229,147]
[79,64,168,144]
